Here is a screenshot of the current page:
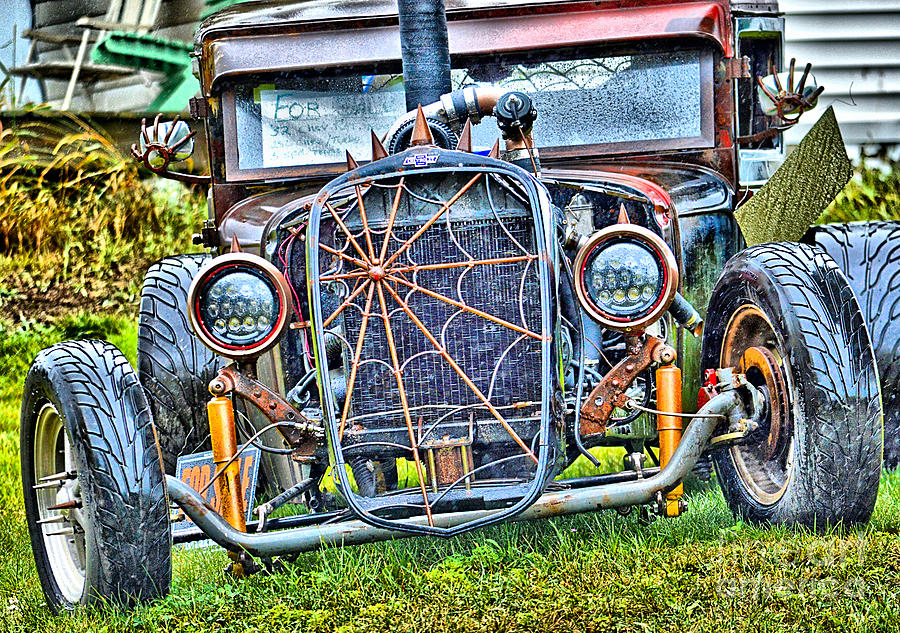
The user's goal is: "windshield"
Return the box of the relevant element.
[226,47,708,175]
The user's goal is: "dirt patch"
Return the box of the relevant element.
[0,271,143,323]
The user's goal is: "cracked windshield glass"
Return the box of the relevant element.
[232,49,703,169]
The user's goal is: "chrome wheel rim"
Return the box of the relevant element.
[33,403,86,603]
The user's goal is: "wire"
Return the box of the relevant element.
[625,400,726,419]
[279,224,313,361]
[235,409,294,455]
[517,127,539,176]
[607,371,653,425]
[199,420,307,496]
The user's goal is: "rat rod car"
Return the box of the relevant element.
[21,0,896,611]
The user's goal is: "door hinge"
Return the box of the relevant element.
[724,56,752,81]
[189,96,209,120]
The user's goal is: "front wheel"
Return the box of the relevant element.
[701,242,882,528]
[21,341,171,611]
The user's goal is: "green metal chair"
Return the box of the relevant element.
[12,0,197,112]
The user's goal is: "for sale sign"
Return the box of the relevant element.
[171,448,261,540]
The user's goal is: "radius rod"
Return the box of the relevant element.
[167,390,744,558]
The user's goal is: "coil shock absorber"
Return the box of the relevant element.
[655,363,685,517]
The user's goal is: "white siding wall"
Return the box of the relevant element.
[781,0,900,153]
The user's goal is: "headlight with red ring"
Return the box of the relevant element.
[573,224,678,332]
[186,253,293,360]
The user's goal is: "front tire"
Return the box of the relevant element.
[21,341,171,611]
[702,242,882,528]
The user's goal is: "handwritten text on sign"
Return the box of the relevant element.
[260,89,405,167]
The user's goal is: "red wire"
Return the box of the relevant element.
[278,225,313,361]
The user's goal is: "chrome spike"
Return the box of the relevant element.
[346,151,359,170]
[33,481,64,490]
[455,119,473,153]
[44,529,77,537]
[37,515,68,526]
[488,139,501,159]
[617,203,630,225]
[410,105,434,147]
[39,471,75,483]
[230,234,242,253]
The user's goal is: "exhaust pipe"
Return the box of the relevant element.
[397,0,452,112]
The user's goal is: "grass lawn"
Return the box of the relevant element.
[2,128,899,630]
[0,315,899,633]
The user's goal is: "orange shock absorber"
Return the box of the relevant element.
[655,364,684,517]
[207,396,247,533]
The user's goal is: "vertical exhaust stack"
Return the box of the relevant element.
[397,0,453,113]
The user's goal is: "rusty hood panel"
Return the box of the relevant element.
[219,188,318,254]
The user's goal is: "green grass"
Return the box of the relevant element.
[0,317,899,632]
[0,114,205,320]
[0,116,898,630]
[817,159,900,224]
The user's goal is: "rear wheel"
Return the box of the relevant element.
[702,242,882,527]
[21,341,171,611]
[138,254,220,474]
[804,221,900,468]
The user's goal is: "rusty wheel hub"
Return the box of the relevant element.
[739,346,790,460]
[720,304,794,506]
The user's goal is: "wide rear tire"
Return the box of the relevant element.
[138,254,220,474]
[701,242,882,528]
[804,221,900,468]
[21,341,171,611]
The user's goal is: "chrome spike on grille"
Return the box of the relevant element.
[371,130,389,161]
[456,119,473,153]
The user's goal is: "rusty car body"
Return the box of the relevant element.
[20,0,891,610]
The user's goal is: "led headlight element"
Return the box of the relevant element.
[187,253,292,359]
[573,224,678,331]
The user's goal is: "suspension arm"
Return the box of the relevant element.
[580,334,676,436]
[208,366,324,462]
[167,389,745,558]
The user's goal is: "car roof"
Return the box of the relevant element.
[196,0,724,43]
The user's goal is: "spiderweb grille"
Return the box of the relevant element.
[342,217,541,432]
[312,165,551,529]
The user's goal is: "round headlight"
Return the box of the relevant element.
[187,253,292,359]
[573,224,678,332]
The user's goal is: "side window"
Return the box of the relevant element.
[736,23,783,149]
